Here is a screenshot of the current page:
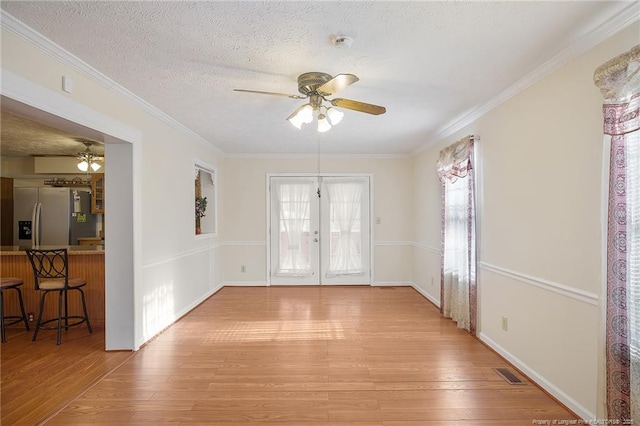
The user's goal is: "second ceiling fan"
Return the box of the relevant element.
[234,72,386,132]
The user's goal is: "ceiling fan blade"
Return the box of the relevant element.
[316,74,359,95]
[330,98,386,115]
[233,89,307,99]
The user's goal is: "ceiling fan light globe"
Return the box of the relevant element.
[317,114,331,133]
[326,107,344,125]
[288,114,304,129]
[299,104,314,124]
[90,161,102,172]
[77,160,89,172]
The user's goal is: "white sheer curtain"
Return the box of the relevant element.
[442,176,471,330]
[326,180,363,276]
[438,135,477,334]
[275,181,312,276]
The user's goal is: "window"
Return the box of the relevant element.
[194,161,216,237]
[437,135,477,334]
[325,179,364,276]
[594,48,639,420]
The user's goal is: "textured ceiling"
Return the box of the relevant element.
[0,1,632,156]
[0,110,103,158]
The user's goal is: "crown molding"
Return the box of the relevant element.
[411,2,640,157]
[0,10,224,156]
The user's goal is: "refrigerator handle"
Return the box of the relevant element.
[33,202,42,246]
[30,202,37,246]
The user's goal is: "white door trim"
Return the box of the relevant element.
[2,68,141,350]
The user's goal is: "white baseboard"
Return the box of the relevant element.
[224,281,415,287]
[221,281,268,286]
[478,332,594,420]
[372,281,412,286]
[410,282,441,308]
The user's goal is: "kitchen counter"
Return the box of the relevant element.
[0,245,104,255]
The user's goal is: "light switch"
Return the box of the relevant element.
[62,76,73,93]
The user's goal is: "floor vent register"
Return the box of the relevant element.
[493,367,525,385]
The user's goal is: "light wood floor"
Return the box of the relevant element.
[4,286,578,425]
[1,324,132,425]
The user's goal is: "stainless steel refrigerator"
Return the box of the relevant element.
[13,187,98,246]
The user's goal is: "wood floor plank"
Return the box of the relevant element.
[151,390,330,401]
[189,398,379,411]
[128,409,330,422]
[3,286,579,424]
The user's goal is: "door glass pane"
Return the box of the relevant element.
[276,181,312,275]
[326,180,364,276]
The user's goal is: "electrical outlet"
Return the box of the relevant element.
[430,277,435,286]
[28,313,34,322]
[501,316,508,331]
[240,265,246,273]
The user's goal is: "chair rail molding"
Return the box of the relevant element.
[412,242,441,253]
[222,241,267,246]
[374,240,414,246]
[479,262,599,306]
[142,245,220,270]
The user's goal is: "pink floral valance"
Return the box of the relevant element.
[437,135,476,182]
[594,45,639,101]
[603,92,640,136]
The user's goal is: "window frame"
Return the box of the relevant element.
[194,160,217,239]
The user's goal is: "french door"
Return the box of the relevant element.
[269,175,371,285]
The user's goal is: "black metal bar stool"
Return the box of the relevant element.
[0,277,30,343]
[25,248,92,345]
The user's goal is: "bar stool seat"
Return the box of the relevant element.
[1,277,30,343]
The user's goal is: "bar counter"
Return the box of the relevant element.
[1,246,105,327]
[1,245,104,255]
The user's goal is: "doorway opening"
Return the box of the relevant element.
[2,75,138,350]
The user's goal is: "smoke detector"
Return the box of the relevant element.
[331,35,353,48]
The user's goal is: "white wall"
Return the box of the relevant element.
[1,25,224,349]
[221,157,413,285]
[411,22,640,419]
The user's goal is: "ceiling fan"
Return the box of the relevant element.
[76,140,103,172]
[234,72,386,132]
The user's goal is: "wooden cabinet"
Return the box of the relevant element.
[1,177,13,245]
[91,173,104,214]
[78,237,103,246]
